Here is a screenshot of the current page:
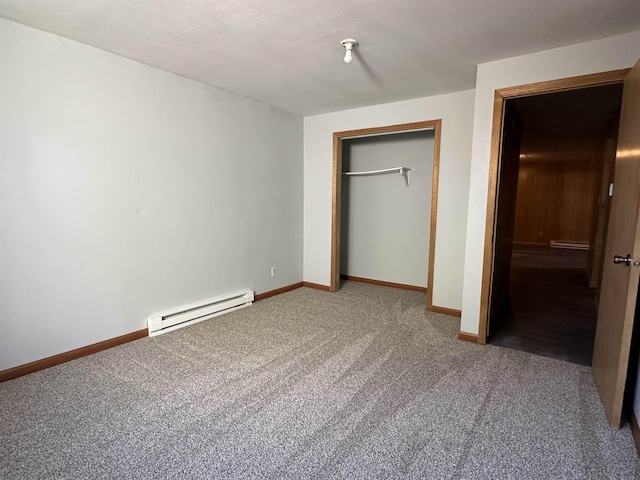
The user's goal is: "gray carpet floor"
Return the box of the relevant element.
[1,281,639,479]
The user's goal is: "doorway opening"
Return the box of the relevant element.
[330,120,442,311]
[484,79,625,365]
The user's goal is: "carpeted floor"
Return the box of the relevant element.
[1,281,639,479]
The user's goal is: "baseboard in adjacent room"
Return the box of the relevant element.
[0,328,148,383]
[457,331,479,344]
[254,282,304,301]
[431,306,462,317]
[631,412,640,456]
[513,241,548,248]
[340,275,427,293]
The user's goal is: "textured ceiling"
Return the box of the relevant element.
[1,0,639,115]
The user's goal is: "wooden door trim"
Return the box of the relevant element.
[478,68,630,345]
[331,120,442,311]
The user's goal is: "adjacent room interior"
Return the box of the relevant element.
[488,84,624,366]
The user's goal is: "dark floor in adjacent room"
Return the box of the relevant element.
[489,246,598,365]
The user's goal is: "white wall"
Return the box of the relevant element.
[0,19,303,371]
[460,30,640,335]
[341,131,434,287]
[304,90,475,310]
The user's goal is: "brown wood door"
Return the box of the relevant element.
[592,58,640,429]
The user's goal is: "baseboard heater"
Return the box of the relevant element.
[147,289,254,337]
[550,240,589,250]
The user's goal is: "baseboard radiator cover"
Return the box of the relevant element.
[148,289,254,337]
[550,240,589,250]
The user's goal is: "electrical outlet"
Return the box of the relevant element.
[270,266,276,277]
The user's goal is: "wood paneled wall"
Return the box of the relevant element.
[513,160,598,245]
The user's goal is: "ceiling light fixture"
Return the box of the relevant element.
[341,39,358,64]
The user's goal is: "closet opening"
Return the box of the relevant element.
[330,120,442,311]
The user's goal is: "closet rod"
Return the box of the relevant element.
[342,166,410,187]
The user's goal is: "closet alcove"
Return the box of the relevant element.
[339,129,435,291]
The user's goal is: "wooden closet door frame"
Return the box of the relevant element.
[330,120,441,312]
[478,69,629,345]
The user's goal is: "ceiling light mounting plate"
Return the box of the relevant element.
[340,38,358,49]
